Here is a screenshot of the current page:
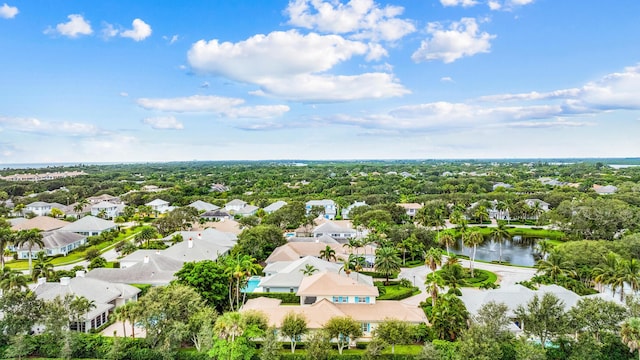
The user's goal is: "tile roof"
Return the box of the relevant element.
[11,216,70,231]
[297,272,379,297]
[58,215,117,233]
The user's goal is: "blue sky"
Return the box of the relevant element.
[1,0,640,164]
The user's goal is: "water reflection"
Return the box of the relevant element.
[451,235,542,266]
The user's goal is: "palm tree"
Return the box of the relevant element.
[118,301,141,339]
[16,229,44,276]
[374,246,401,285]
[0,267,28,291]
[536,250,575,282]
[463,230,484,277]
[424,247,442,272]
[300,264,318,276]
[438,233,454,256]
[348,254,365,273]
[225,255,262,311]
[445,254,460,267]
[32,251,55,281]
[616,258,640,301]
[114,304,129,337]
[496,201,508,221]
[0,227,15,270]
[319,245,337,262]
[474,206,489,224]
[621,317,640,360]
[425,273,444,307]
[440,263,467,292]
[70,296,96,332]
[74,198,89,218]
[134,226,158,248]
[490,223,510,263]
[535,240,553,260]
[214,312,246,343]
[339,257,354,275]
[593,252,620,294]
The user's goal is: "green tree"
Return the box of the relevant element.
[174,259,230,312]
[374,318,411,354]
[621,317,640,360]
[424,247,442,272]
[439,263,467,292]
[514,293,567,349]
[374,246,401,285]
[259,328,281,360]
[300,264,318,276]
[568,297,627,342]
[225,254,262,311]
[134,226,158,248]
[319,245,337,262]
[136,283,208,350]
[324,316,363,354]
[425,272,444,307]
[280,312,308,353]
[0,289,44,336]
[430,292,469,341]
[87,256,107,270]
[0,226,16,270]
[305,330,331,360]
[438,233,455,256]
[235,224,285,261]
[463,230,484,277]
[490,223,510,263]
[16,229,44,276]
[188,306,217,352]
[32,251,55,281]
[0,267,28,291]
[536,249,575,282]
[458,302,513,360]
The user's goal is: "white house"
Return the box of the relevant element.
[58,215,118,236]
[306,199,337,219]
[341,201,367,219]
[224,199,258,217]
[34,272,140,332]
[146,199,171,214]
[312,221,357,241]
[25,201,66,217]
[264,201,287,214]
[187,200,220,212]
[524,199,550,212]
[397,203,422,218]
[15,231,86,259]
[91,201,125,219]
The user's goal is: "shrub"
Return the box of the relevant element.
[246,292,300,304]
[85,247,101,261]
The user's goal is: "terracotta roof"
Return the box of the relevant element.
[297,272,378,297]
[266,242,375,263]
[11,216,70,231]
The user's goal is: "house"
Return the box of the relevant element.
[306,200,337,219]
[264,201,287,214]
[242,274,425,338]
[210,183,229,192]
[341,201,366,220]
[258,256,373,294]
[86,252,183,286]
[200,209,232,221]
[288,235,340,244]
[397,203,423,218]
[91,201,125,219]
[224,199,259,217]
[265,242,376,264]
[34,271,140,332]
[58,215,117,236]
[159,228,237,262]
[524,199,550,212]
[87,194,120,204]
[11,216,70,232]
[492,182,513,190]
[593,184,618,195]
[146,199,171,214]
[312,221,357,241]
[14,231,86,259]
[24,201,66,217]
[187,200,220,212]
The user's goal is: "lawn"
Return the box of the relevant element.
[375,281,421,300]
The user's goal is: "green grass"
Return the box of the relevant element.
[376,284,421,300]
[442,226,565,240]
[277,344,422,356]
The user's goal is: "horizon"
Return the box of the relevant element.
[1,1,640,163]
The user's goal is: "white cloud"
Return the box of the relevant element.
[489,0,535,11]
[0,116,106,136]
[188,30,408,102]
[136,95,290,118]
[101,23,118,39]
[412,18,496,63]
[119,92,129,97]
[163,34,179,44]
[120,18,152,41]
[440,76,454,83]
[285,0,415,42]
[440,0,478,8]
[143,116,184,130]
[45,14,93,38]
[0,3,18,19]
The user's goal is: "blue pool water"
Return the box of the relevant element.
[242,276,261,293]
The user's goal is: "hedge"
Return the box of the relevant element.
[246,292,300,304]
[360,271,398,279]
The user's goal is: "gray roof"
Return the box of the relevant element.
[313,221,356,234]
[161,228,237,247]
[26,201,53,207]
[92,201,119,209]
[16,231,85,251]
[236,204,259,215]
[146,199,169,206]
[188,200,220,212]
[59,215,117,233]
[201,210,230,218]
[86,253,182,285]
[226,199,247,207]
[306,199,335,206]
[288,235,339,244]
[264,201,287,212]
[34,276,140,305]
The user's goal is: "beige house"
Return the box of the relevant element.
[265,242,376,264]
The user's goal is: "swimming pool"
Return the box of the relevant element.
[242,276,261,293]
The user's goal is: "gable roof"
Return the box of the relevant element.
[313,221,356,235]
[146,199,169,206]
[187,200,220,212]
[86,253,182,285]
[11,216,70,231]
[92,201,119,209]
[226,199,247,207]
[161,232,235,262]
[264,201,287,212]
[14,230,86,251]
[297,272,378,297]
[34,275,140,305]
[58,215,117,233]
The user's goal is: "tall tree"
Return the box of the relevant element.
[174,260,230,312]
[430,292,469,341]
[490,223,510,263]
[374,246,401,285]
[438,233,454,256]
[621,317,640,360]
[424,247,442,272]
[225,254,261,311]
[16,229,44,276]
[514,293,567,349]
[280,312,308,353]
[134,226,158,248]
[0,267,28,291]
[463,230,484,277]
[568,297,627,342]
[424,272,444,307]
[324,316,363,355]
[0,226,15,270]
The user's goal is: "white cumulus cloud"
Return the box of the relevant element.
[285,0,415,42]
[412,18,496,63]
[488,0,535,11]
[143,116,184,130]
[0,3,18,19]
[188,30,408,102]
[0,116,107,136]
[45,14,93,38]
[136,95,290,118]
[440,0,478,8]
[120,18,152,41]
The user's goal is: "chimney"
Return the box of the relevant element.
[155,250,160,255]
[75,270,85,278]
[143,256,149,264]
[197,233,202,240]
[60,277,71,286]
[188,238,193,248]
[37,277,47,285]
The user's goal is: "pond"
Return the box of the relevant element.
[450,236,543,267]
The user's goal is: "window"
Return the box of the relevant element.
[361,323,370,333]
[357,296,368,303]
[289,288,294,293]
